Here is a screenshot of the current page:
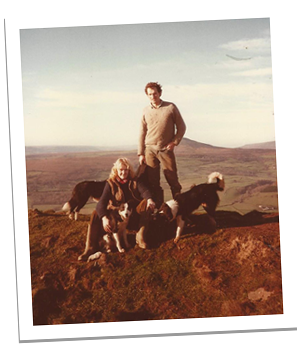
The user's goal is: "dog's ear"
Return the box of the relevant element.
[136,198,148,214]
[118,203,126,211]
[159,203,173,221]
[158,202,166,211]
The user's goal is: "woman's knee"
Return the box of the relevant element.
[89,210,103,230]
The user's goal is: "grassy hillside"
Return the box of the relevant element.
[29,209,282,325]
[25,143,282,325]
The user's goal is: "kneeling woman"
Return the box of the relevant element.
[78,158,155,261]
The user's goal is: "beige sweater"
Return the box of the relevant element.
[138,101,186,155]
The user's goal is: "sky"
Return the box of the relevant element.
[20,18,274,148]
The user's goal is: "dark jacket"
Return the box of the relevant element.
[96,177,152,219]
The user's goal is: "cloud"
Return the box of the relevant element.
[214,50,272,81]
[24,82,275,148]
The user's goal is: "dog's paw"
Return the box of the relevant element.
[174,237,180,244]
[78,253,89,261]
[136,241,148,249]
[87,251,102,262]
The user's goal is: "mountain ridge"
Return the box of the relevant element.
[25,138,275,155]
[240,141,275,150]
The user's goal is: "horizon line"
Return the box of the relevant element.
[25,139,276,151]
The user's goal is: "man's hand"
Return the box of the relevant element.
[139,155,146,165]
[166,142,176,151]
[147,198,156,211]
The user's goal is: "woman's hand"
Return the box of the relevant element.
[102,216,112,233]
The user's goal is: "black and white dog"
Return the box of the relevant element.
[62,180,106,220]
[87,200,135,261]
[104,200,135,253]
[159,172,225,243]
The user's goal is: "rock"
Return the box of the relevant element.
[248,288,273,301]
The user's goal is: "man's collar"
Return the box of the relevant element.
[150,100,163,109]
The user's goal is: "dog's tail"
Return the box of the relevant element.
[62,196,78,212]
[207,172,225,191]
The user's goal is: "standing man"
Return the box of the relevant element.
[138,82,186,207]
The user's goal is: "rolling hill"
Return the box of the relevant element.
[240,141,276,150]
[25,138,276,157]
[25,144,137,156]
[177,137,218,149]
[24,137,216,156]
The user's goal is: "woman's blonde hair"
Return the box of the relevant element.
[109,158,136,180]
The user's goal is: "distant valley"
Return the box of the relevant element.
[25,138,276,156]
[25,137,278,215]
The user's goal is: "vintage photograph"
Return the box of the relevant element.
[20,18,282,326]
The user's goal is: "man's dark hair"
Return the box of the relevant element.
[145,82,162,95]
